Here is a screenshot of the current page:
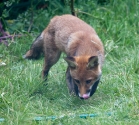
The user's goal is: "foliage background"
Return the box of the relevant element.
[0,0,139,124]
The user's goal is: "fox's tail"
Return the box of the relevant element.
[23,34,44,59]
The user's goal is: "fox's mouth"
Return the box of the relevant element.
[79,92,90,99]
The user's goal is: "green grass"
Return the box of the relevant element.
[0,0,139,124]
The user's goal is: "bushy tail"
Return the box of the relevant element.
[23,35,44,59]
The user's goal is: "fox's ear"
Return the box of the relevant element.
[64,57,77,69]
[87,56,98,69]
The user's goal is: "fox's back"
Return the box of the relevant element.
[50,15,96,34]
[42,15,104,63]
[44,15,96,44]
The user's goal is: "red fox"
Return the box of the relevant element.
[24,15,104,99]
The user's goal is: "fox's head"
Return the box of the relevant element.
[65,56,102,99]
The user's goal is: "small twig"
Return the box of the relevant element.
[70,0,76,16]
[11,33,15,42]
[0,34,24,46]
[28,8,34,33]
[0,34,23,40]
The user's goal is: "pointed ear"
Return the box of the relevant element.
[64,57,77,69]
[87,56,98,69]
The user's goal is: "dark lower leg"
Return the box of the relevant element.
[42,67,50,80]
[66,67,75,94]
[42,50,61,80]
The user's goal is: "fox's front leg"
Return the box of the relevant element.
[42,62,50,80]
[66,67,78,96]
[42,47,61,80]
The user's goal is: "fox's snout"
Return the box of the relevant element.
[79,92,91,99]
[76,86,91,99]
[78,86,92,99]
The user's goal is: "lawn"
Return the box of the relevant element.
[0,0,139,124]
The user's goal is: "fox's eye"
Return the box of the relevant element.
[86,79,92,84]
[74,79,80,84]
